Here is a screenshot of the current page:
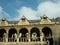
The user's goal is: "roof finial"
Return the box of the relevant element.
[21,15,26,20]
[42,14,47,19]
[2,16,6,21]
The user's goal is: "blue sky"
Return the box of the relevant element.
[0,0,60,20]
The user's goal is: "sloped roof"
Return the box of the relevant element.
[7,21,19,24]
[7,19,56,24]
[0,16,60,24]
[7,20,40,24]
[28,20,40,23]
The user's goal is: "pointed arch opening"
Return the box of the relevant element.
[42,27,52,37]
[19,28,28,42]
[30,27,40,41]
[0,29,6,42]
[8,28,17,42]
[42,27,53,45]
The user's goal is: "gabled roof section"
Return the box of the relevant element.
[40,15,55,24]
[0,17,8,26]
[18,15,29,25]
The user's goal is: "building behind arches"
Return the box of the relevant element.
[0,15,60,45]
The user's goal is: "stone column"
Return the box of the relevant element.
[6,30,8,42]
[17,30,19,42]
[40,28,42,41]
[18,33,22,42]
[26,33,28,41]
[28,30,30,42]
[17,38,19,42]
[40,32,44,42]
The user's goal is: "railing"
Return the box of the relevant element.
[30,37,40,42]
[19,37,28,42]
[0,37,46,42]
[0,37,47,45]
[0,38,6,42]
[0,38,3,42]
[8,38,17,42]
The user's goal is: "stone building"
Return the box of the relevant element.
[0,15,60,45]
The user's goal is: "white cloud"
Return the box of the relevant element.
[0,6,9,19]
[17,7,38,20]
[17,1,60,20]
[38,1,60,18]
[38,2,55,15]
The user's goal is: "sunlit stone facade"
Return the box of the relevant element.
[0,15,60,45]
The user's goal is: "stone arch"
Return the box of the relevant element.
[8,28,17,38]
[0,29,6,42]
[0,29,6,38]
[30,27,40,41]
[19,28,28,42]
[42,27,53,45]
[19,28,28,37]
[42,27,52,37]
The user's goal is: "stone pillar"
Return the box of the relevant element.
[26,33,28,41]
[3,33,6,42]
[40,28,42,41]
[17,30,19,42]
[14,33,17,42]
[40,32,44,42]
[6,30,8,42]
[18,33,22,42]
[28,30,30,42]
[17,37,19,42]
